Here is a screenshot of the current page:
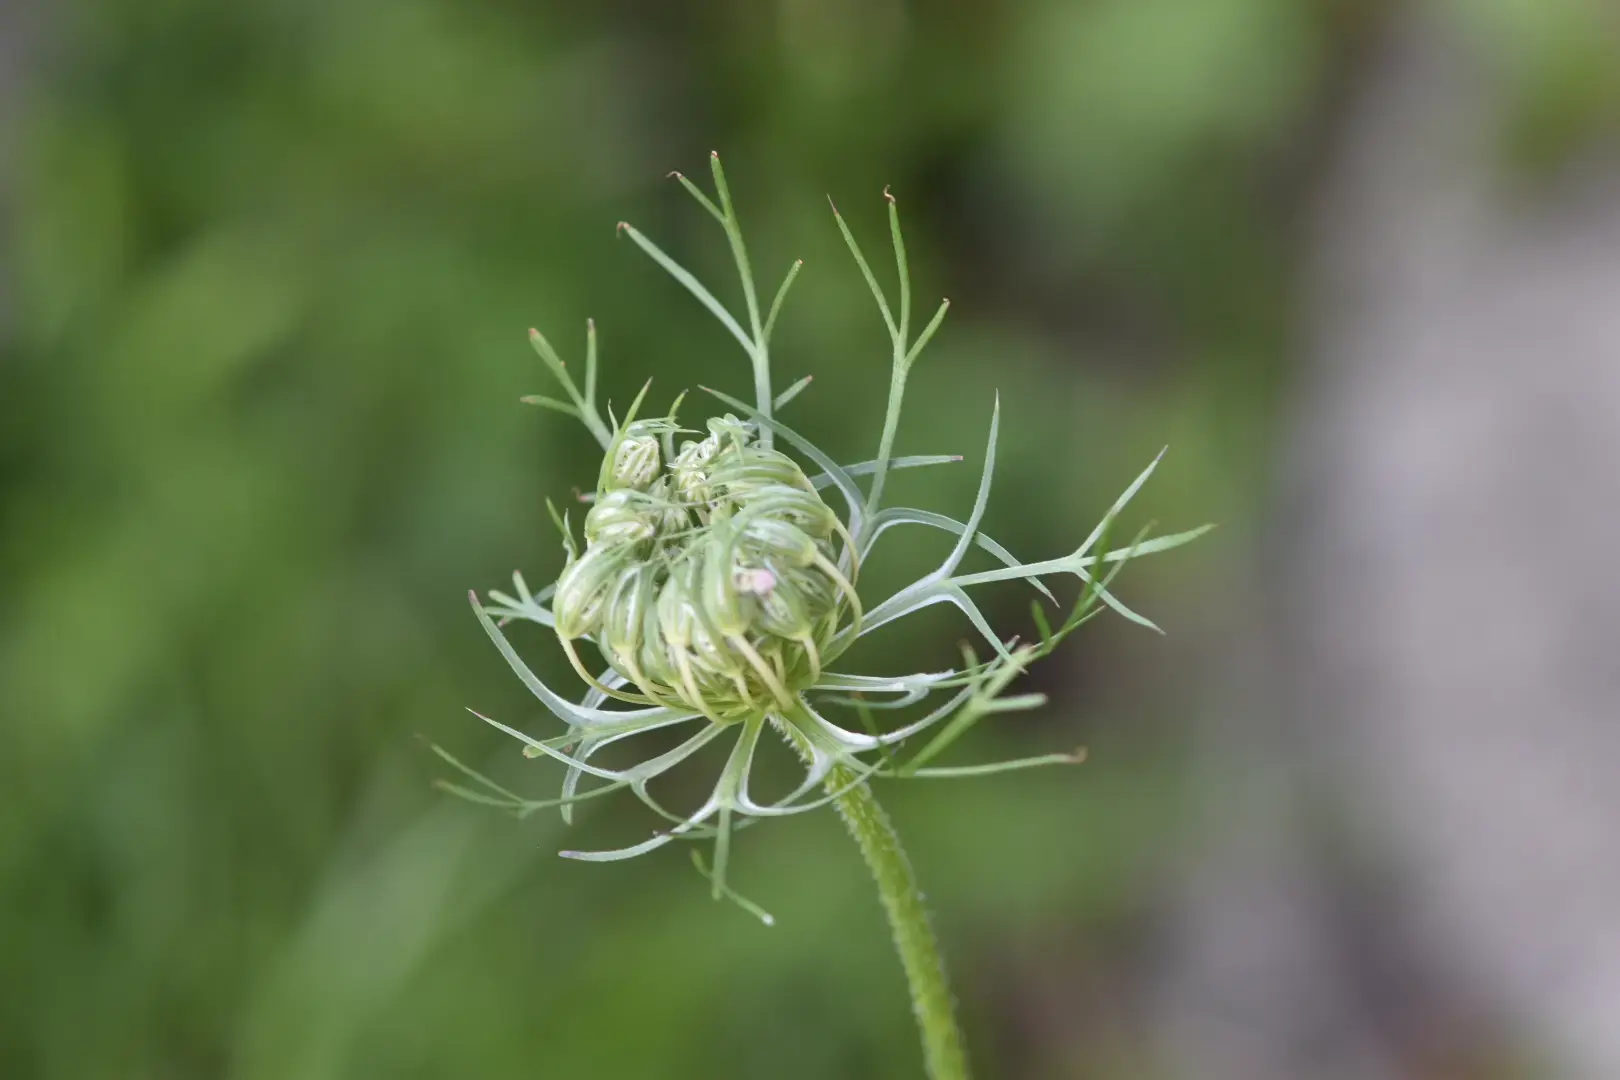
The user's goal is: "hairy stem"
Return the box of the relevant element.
[828,762,971,1080]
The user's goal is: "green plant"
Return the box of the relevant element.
[444,154,1209,1079]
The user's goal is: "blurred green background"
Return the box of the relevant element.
[3,2,1615,1078]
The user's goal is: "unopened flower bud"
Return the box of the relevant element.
[552,545,632,639]
[583,489,656,549]
[671,436,719,505]
[603,420,663,492]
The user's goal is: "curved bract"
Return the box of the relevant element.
[451,154,1212,921]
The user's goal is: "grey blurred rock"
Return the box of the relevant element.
[1156,14,1620,1079]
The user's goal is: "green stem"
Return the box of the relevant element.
[863,360,909,519]
[828,762,971,1080]
[708,153,773,447]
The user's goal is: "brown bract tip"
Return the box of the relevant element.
[883,184,895,203]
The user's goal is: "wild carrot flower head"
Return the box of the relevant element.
[442,155,1210,922]
[552,403,858,722]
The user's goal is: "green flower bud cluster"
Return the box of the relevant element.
[463,155,1207,933]
[552,412,860,720]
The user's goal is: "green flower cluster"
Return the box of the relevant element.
[552,407,860,721]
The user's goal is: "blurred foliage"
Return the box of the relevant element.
[2,2,1616,1078]
[1450,0,1620,169]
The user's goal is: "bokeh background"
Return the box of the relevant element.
[4,2,1620,1078]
